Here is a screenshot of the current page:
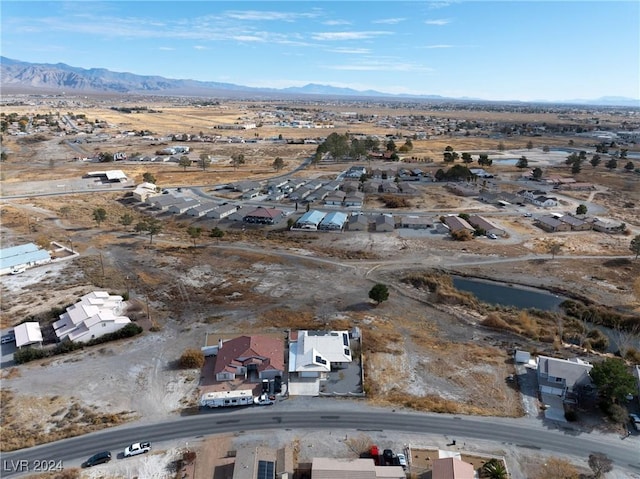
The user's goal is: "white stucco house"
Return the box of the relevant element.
[53,291,131,343]
[288,330,352,395]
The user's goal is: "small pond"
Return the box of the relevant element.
[452,276,566,311]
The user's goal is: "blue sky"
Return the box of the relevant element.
[2,1,639,102]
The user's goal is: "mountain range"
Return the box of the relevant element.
[1,56,638,107]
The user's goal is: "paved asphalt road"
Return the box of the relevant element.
[2,409,639,477]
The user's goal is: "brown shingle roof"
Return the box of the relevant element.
[214,335,284,375]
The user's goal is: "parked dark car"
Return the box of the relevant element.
[383,449,395,465]
[274,375,282,393]
[83,451,112,467]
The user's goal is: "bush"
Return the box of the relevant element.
[564,410,578,422]
[14,348,49,364]
[179,349,205,369]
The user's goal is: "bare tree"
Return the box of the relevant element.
[588,453,613,479]
[610,324,640,358]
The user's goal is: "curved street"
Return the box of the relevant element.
[1,407,639,477]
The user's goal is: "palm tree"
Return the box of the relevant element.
[481,458,508,479]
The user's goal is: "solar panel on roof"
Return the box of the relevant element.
[257,460,275,479]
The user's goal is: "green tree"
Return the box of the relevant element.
[186,225,202,248]
[588,453,613,479]
[368,283,389,306]
[142,172,157,184]
[178,156,191,171]
[497,142,505,151]
[630,234,640,259]
[135,217,163,244]
[624,160,635,171]
[575,204,587,215]
[478,154,492,166]
[481,458,507,479]
[209,227,224,239]
[516,156,529,169]
[589,358,636,404]
[532,167,543,179]
[571,159,582,174]
[120,212,134,229]
[542,145,550,153]
[590,154,601,168]
[461,152,473,164]
[273,156,284,171]
[92,207,107,226]
[386,139,397,152]
[526,140,533,150]
[231,153,245,170]
[98,152,114,162]
[605,158,617,170]
[199,153,211,171]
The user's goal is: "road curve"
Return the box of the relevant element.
[1,410,639,476]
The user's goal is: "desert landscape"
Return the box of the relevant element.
[1,95,640,478]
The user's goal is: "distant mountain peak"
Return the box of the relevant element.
[1,56,639,106]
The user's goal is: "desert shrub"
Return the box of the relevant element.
[179,349,205,369]
[380,194,410,208]
[586,329,609,352]
[599,401,628,424]
[625,347,640,363]
[451,229,473,241]
[561,300,640,331]
[482,313,510,330]
[13,348,48,364]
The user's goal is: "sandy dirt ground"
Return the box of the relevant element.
[2,99,640,478]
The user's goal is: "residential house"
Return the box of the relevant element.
[14,322,43,349]
[593,219,624,233]
[318,211,348,231]
[186,202,218,217]
[214,335,284,382]
[468,215,506,236]
[374,214,395,232]
[0,243,51,276]
[242,207,284,225]
[397,182,419,195]
[558,215,592,231]
[399,215,433,229]
[344,192,365,208]
[148,194,184,211]
[324,191,346,206]
[53,291,131,343]
[344,166,367,179]
[233,180,262,192]
[431,457,475,479]
[312,458,405,479]
[289,330,352,378]
[535,216,571,233]
[348,214,370,231]
[531,195,558,207]
[206,204,238,220]
[363,180,382,194]
[443,216,474,234]
[341,181,361,194]
[537,355,593,421]
[167,198,199,214]
[381,181,399,194]
[132,182,159,202]
[232,445,294,479]
[294,210,327,230]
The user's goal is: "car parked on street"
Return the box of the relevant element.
[630,413,640,431]
[383,449,395,465]
[124,442,151,457]
[83,451,112,467]
[396,452,407,470]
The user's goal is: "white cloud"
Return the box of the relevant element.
[327,47,371,54]
[193,45,206,50]
[159,47,175,51]
[324,60,431,72]
[223,10,318,22]
[428,2,455,9]
[322,19,352,26]
[232,35,266,43]
[372,17,406,25]
[423,44,454,49]
[312,31,392,41]
[425,19,451,25]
